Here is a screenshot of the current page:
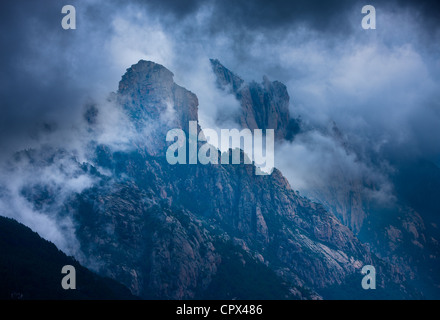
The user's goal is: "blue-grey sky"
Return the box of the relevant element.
[0,0,439,254]
[0,0,439,160]
[0,0,438,184]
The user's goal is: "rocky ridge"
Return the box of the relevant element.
[8,60,420,300]
[64,60,415,299]
[209,60,440,298]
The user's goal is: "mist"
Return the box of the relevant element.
[0,0,439,254]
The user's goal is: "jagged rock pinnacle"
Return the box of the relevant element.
[118,60,199,134]
[210,59,293,141]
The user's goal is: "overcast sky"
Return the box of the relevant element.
[0,0,439,254]
[0,0,439,160]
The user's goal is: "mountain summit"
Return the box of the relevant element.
[64,60,415,299]
[2,60,419,300]
[210,59,300,141]
[119,60,198,133]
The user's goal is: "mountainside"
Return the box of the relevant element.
[0,216,135,300]
[63,60,417,299]
[209,60,440,298]
[1,60,424,300]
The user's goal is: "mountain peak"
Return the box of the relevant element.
[210,59,244,92]
[117,60,199,149]
[118,60,175,95]
[210,59,294,141]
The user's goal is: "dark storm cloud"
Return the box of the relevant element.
[209,0,355,32]
[0,0,439,157]
[394,0,440,22]
[124,0,205,18]
[0,0,439,254]
[136,0,440,32]
[0,1,76,150]
[0,0,120,155]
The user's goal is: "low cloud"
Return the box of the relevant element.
[0,149,94,257]
[0,0,439,256]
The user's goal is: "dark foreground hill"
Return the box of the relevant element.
[0,216,135,300]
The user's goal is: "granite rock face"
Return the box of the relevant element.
[7,60,421,300]
[62,60,416,299]
[208,61,440,298]
[210,59,299,141]
[119,60,199,131]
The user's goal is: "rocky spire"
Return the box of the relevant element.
[118,60,199,134]
[210,59,295,141]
